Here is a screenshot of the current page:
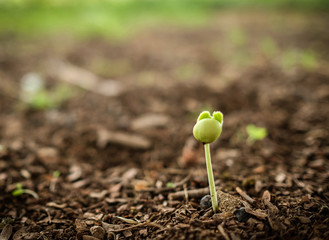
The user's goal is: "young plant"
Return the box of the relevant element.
[12,183,39,199]
[193,111,223,212]
[246,124,267,145]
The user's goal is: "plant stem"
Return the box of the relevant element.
[204,143,218,212]
[23,189,39,199]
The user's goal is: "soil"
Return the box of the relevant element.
[1,11,329,240]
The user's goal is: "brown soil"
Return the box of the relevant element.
[1,11,329,240]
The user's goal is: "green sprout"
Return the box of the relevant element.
[12,183,39,199]
[246,124,267,144]
[166,182,175,188]
[20,74,73,110]
[193,111,223,212]
[53,170,61,178]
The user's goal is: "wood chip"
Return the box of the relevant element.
[236,187,255,205]
[48,60,124,97]
[67,165,82,182]
[89,190,108,199]
[46,202,67,209]
[175,223,190,229]
[105,198,128,205]
[297,216,311,224]
[97,128,151,150]
[168,187,209,200]
[262,190,279,215]
[116,216,139,224]
[37,147,59,165]
[244,208,267,220]
[122,230,132,238]
[82,236,100,240]
[218,224,230,240]
[12,227,27,240]
[0,224,13,240]
[90,226,106,240]
[131,113,169,131]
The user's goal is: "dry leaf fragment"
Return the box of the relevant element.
[262,190,279,214]
[262,190,271,202]
[90,226,106,240]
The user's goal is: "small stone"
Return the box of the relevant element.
[200,195,212,209]
[234,207,251,222]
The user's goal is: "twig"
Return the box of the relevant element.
[112,222,163,233]
[183,184,189,202]
[0,224,13,240]
[218,224,230,240]
[236,187,255,205]
[175,174,191,187]
[168,187,209,200]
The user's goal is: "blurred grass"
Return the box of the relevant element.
[0,0,328,39]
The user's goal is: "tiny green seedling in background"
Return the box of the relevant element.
[193,111,223,212]
[20,74,73,110]
[246,124,267,144]
[53,170,61,178]
[166,182,175,188]
[12,183,39,199]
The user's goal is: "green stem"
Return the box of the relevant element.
[204,143,218,212]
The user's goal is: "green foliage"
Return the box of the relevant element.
[260,37,278,59]
[280,49,319,71]
[166,182,175,188]
[228,29,248,47]
[300,50,318,70]
[0,0,328,38]
[246,124,267,143]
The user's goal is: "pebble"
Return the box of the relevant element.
[200,195,212,209]
[234,207,251,222]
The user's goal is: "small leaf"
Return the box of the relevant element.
[212,111,223,124]
[166,182,175,188]
[197,111,211,122]
[12,189,24,197]
[53,170,61,178]
[246,124,267,142]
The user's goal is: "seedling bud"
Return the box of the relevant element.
[193,111,223,144]
[192,110,224,212]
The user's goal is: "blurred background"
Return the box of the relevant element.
[1,0,328,164]
[1,0,329,169]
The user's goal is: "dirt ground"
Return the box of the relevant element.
[0,11,329,240]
